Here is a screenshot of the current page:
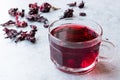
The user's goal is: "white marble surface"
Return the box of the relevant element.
[0,0,120,80]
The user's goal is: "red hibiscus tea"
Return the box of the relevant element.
[48,18,102,73]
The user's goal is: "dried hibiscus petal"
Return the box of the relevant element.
[30,25,37,32]
[27,25,37,43]
[21,9,25,17]
[26,14,38,21]
[16,20,28,28]
[67,2,77,7]
[78,1,85,8]
[26,36,36,43]
[15,25,37,43]
[8,8,25,17]
[60,9,74,19]
[15,31,28,43]
[29,3,39,10]
[36,16,49,28]
[8,8,18,16]
[16,9,25,17]
[29,25,37,36]
[43,23,49,28]
[28,8,39,15]
[28,3,39,15]
[26,14,48,24]
[37,16,48,24]
[0,20,15,26]
[3,28,21,39]
[79,12,86,16]
[39,2,52,13]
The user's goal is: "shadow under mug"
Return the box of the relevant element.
[48,18,114,74]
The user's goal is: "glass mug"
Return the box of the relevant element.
[48,18,108,74]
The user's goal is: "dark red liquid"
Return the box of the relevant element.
[50,24,100,68]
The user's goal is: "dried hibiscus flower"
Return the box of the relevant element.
[15,31,28,42]
[26,14,49,26]
[8,8,25,17]
[60,9,74,19]
[26,14,39,21]
[0,20,15,27]
[8,8,18,16]
[3,28,21,39]
[67,2,77,7]
[39,2,52,13]
[37,16,48,24]
[15,20,28,28]
[15,25,37,43]
[28,3,39,15]
[78,1,85,8]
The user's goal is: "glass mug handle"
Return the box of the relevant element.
[99,40,115,60]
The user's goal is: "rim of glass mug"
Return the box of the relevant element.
[48,18,103,48]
